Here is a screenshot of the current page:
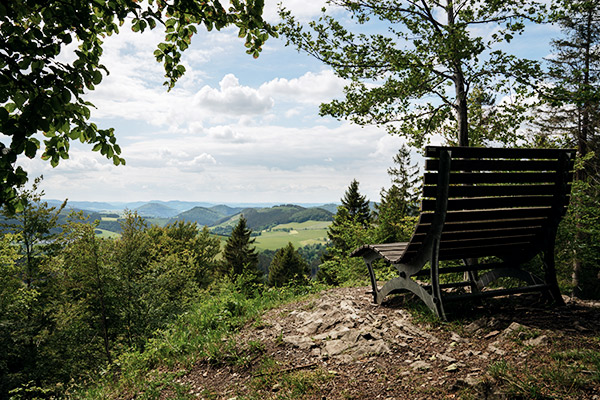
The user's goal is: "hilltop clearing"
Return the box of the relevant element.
[171,286,600,399]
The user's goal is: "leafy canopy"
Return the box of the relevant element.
[0,0,274,213]
[279,0,544,147]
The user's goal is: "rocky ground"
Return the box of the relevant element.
[174,286,600,399]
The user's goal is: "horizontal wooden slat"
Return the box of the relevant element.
[422,184,562,198]
[411,226,542,242]
[401,241,536,262]
[421,195,554,212]
[424,172,567,185]
[437,242,534,260]
[413,217,547,234]
[350,242,408,261]
[402,234,537,260]
[439,234,537,249]
[425,146,576,160]
[419,207,555,224]
[425,159,563,172]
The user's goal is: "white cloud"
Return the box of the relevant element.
[194,74,274,116]
[260,70,346,105]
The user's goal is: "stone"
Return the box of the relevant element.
[450,332,464,342]
[438,354,457,363]
[283,335,315,350]
[524,334,548,347]
[298,319,323,335]
[484,330,500,339]
[445,363,459,372]
[323,339,350,356]
[487,341,506,356]
[464,319,485,334]
[501,322,527,338]
[410,360,432,370]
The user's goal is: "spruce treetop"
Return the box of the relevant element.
[341,179,371,226]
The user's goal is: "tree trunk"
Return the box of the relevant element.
[447,0,469,147]
[572,6,593,298]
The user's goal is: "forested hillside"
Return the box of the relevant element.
[210,204,333,235]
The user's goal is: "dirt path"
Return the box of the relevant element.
[175,286,600,399]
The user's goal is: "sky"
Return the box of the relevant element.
[18,1,561,205]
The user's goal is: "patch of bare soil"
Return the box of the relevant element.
[176,286,600,399]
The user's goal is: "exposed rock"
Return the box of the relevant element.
[464,319,486,334]
[487,341,506,356]
[410,360,432,370]
[524,334,549,347]
[484,330,500,339]
[501,321,527,338]
[283,334,315,350]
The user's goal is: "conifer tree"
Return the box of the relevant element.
[534,0,600,298]
[537,0,600,167]
[268,243,309,287]
[384,145,420,216]
[375,145,420,243]
[341,179,371,226]
[223,216,259,277]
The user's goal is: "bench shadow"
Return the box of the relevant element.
[380,292,600,335]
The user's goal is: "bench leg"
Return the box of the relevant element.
[365,259,382,304]
[363,256,446,320]
[430,238,446,320]
[377,275,445,318]
[543,237,566,306]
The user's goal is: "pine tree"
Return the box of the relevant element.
[538,0,600,168]
[534,0,600,298]
[341,179,371,226]
[223,216,259,277]
[320,180,375,284]
[374,145,420,243]
[384,145,420,216]
[267,243,309,287]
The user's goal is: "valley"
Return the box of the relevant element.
[54,200,336,251]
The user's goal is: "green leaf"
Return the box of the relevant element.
[24,140,38,158]
[92,70,102,85]
[13,93,26,108]
[0,107,8,122]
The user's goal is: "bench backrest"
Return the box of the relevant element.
[400,146,576,264]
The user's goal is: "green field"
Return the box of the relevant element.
[93,218,330,252]
[253,220,330,251]
[95,229,121,239]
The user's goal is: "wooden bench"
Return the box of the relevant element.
[351,146,575,320]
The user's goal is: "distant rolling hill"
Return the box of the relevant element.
[170,206,229,227]
[209,204,244,217]
[210,204,333,235]
[313,203,339,214]
[135,202,179,218]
